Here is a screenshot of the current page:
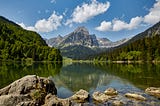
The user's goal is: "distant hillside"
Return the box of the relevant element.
[0,16,62,61]
[92,21,160,62]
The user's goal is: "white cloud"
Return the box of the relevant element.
[95,21,112,31]
[18,11,63,33]
[144,0,160,24]
[96,16,143,31]
[113,16,143,31]
[65,0,110,25]
[96,0,160,32]
[18,22,36,32]
[35,11,63,32]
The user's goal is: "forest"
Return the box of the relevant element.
[93,33,160,62]
[0,16,62,61]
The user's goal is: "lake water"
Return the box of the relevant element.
[0,61,160,103]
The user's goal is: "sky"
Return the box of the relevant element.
[0,0,160,41]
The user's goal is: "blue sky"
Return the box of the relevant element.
[0,0,160,41]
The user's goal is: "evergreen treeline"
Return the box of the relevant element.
[0,16,62,61]
[93,34,160,62]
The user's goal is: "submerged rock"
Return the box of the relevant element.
[44,94,71,106]
[70,89,89,103]
[92,91,111,103]
[104,87,118,95]
[145,87,160,98]
[125,93,146,101]
[112,100,124,106]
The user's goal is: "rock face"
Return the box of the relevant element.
[59,26,99,48]
[125,93,146,101]
[145,87,160,98]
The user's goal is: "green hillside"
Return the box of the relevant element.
[0,16,62,61]
[92,22,160,62]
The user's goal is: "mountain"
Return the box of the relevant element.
[46,35,63,47]
[93,21,160,61]
[58,26,99,48]
[46,27,129,49]
[0,16,62,61]
[45,27,129,59]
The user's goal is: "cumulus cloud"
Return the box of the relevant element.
[96,0,160,32]
[65,0,110,25]
[18,22,36,32]
[18,11,63,33]
[35,11,63,32]
[113,16,143,31]
[95,21,112,31]
[96,16,143,31]
[144,0,160,24]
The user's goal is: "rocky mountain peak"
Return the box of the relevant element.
[74,26,89,35]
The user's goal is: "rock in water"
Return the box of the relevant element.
[0,75,57,96]
[112,100,124,106]
[92,91,111,103]
[44,94,71,106]
[0,75,57,106]
[125,93,146,101]
[70,89,89,103]
[104,87,118,95]
[145,87,160,98]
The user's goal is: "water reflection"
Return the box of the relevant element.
[0,62,160,99]
[0,61,62,88]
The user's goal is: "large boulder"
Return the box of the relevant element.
[0,94,32,106]
[70,89,89,103]
[0,75,57,106]
[145,87,160,98]
[125,93,146,101]
[104,88,118,95]
[0,75,57,96]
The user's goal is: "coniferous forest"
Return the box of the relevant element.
[92,22,160,62]
[0,16,62,61]
[93,34,160,62]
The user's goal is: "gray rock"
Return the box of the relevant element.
[104,88,118,95]
[92,91,111,103]
[0,75,57,106]
[44,94,71,106]
[0,94,31,106]
[145,87,160,98]
[112,101,124,106]
[70,89,89,103]
[0,75,57,96]
[125,93,146,101]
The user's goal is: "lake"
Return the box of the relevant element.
[0,61,160,104]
